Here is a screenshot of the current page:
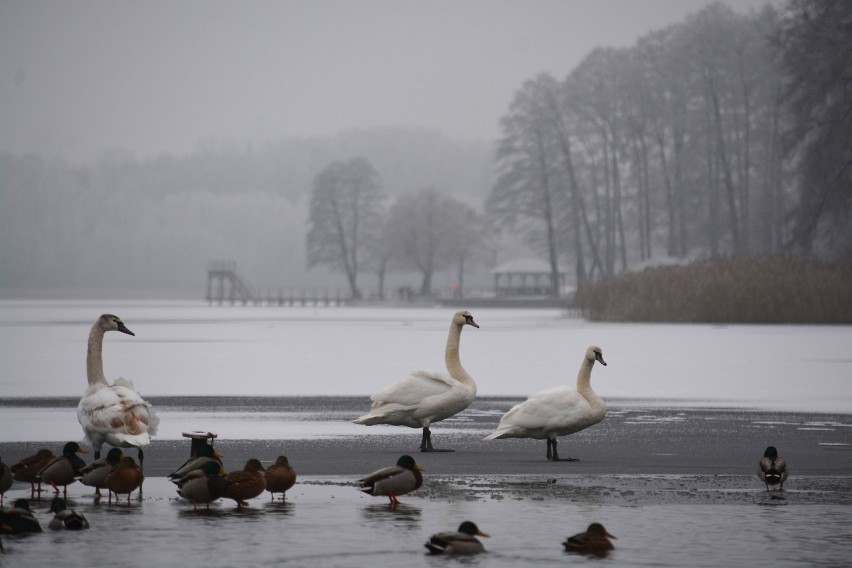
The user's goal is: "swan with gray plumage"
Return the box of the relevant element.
[354,310,479,452]
[77,314,159,473]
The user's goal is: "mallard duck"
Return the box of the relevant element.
[358,455,423,505]
[757,446,789,491]
[77,314,159,469]
[0,457,12,507]
[168,443,223,484]
[0,499,42,533]
[223,458,266,509]
[425,521,489,555]
[38,442,88,498]
[48,497,90,530]
[11,449,54,498]
[177,461,228,511]
[80,448,124,500]
[354,310,480,452]
[105,456,144,504]
[265,455,297,501]
[563,523,616,557]
[485,345,607,461]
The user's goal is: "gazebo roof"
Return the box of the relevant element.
[491,258,564,274]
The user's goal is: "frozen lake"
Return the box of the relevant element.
[1,301,851,566]
[1,300,851,411]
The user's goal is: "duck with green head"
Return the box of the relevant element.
[37,442,87,498]
[79,448,124,500]
[425,521,489,555]
[177,461,228,511]
[168,443,223,484]
[358,455,424,506]
[48,497,90,530]
[0,499,42,534]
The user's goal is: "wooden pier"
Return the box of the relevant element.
[205,261,349,306]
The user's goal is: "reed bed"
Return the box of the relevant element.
[575,256,852,323]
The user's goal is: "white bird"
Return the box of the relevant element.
[484,345,607,461]
[354,309,479,452]
[77,314,159,470]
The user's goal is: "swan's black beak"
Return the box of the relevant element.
[117,322,135,336]
[595,352,607,366]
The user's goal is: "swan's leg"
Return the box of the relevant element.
[549,439,578,462]
[137,448,145,499]
[420,427,454,452]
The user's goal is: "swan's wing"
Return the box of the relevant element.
[369,370,457,408]
[78,383,157,440]
[487,387,592,438]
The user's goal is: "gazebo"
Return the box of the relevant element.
[491,258,566,297]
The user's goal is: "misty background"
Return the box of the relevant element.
[5,0,848,299]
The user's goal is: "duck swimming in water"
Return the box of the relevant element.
[425,521,489,555]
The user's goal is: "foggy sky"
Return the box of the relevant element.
[1,0,776,164]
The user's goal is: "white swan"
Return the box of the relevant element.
[484,345,607,461]
[76,314,159,469]
[353,309,479,452]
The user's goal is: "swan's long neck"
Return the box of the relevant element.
[445,322,475,391]
[576,358,603,409]
[86,323,108,386]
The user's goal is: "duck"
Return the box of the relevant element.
[48,497,90,530]
[79,448,124,500]
[0,499,42,533]
[37,442,88,498]
[354,310,480,452]
[757,446,789,491]
[10,449,55,498]
[358,455,423,505]
[264,455,297,501]
[0,457,12,507]
[563,522,616,557]
[223,458,266,509]
[168,443,223,484]
[425,521,489,555]
[105,456,144,504]
[76,314,159,471]
[176,461,228,511]
[484,345,607,461]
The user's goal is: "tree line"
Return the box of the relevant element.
[309,1,851,300]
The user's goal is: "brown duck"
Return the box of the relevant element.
[223,458,266,509]
[563,523,616,557]
[105,456,144,504]
[11,449,55,499]
[264,456,297,501]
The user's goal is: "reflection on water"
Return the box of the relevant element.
[1,477,850,567]
[361,502,423,531]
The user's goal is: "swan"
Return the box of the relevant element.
[757,446,788,491]
[484,345,607,461]
[425,521,490,555]
[563,523,616,557]
[77,314,159,470]
[354,309,479,452]
[357,455,423,505]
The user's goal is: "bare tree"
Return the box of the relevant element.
[306,157,385,299]
[385,188,467,296]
